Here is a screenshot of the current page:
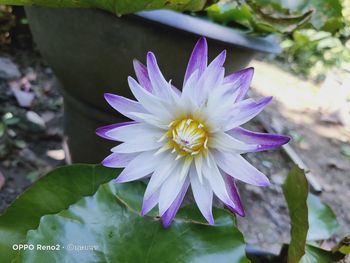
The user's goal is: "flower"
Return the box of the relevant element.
[96,37,290,227]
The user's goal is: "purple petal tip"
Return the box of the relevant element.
[207,216,215,225]
[260,179,271,187]
[113,177,123,183]
[104,92,114,100]
[226,204,246,217]
[140,210,146,217]
[161,218,172,229]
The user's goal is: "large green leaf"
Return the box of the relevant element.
[282,166,309,263]
[0,0,207,15]
[0,165,117,263]
[18,181,249,263]
[300,245,338,263]
[307,194,339,241]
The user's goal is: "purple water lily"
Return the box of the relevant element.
[97,37,290,227]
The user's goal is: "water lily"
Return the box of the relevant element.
[96,37,290,227]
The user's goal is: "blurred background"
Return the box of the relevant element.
[0,0,349,254]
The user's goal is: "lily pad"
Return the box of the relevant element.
[300,245,338,263]
[0,165,117,263]
[307,193,339,241]
[19,181,249,263]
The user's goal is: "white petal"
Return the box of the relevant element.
[141,189,160,216]
[222,97,272,131]
[213,150,270,186]
[127,112,168,129]
[111,136,161,153]
[193,51,226,106]
[209,132,257,154]
[181,70,199,104]
[202,154,234,207]
[106,123,163,142]
[102,152,139,168]
[128,77,173,121]
[115,151,160,183]
[146,52,176,100]
[143,154,178,200]
[158,160,191,215]
[194,154,204,184]
[190,166,214,224]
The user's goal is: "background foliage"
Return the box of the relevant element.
[206,0,350,81]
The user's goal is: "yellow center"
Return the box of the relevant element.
[167,118,208,156]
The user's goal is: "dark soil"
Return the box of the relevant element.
[0,39,64,212]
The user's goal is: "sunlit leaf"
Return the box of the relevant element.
[300,245,339,263]
[307,194,339,241]
[283,166,309,263]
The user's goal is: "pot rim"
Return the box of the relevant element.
[134,10,281,54]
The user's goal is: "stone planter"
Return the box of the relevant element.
[25,7,280,163]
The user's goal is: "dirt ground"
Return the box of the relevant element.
[248,59,350,244]
[0,30,349,255]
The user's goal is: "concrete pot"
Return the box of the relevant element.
[25,7,280,163]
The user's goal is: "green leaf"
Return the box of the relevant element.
[0,164,117,263]
[206,2,253,31]
[0,122,5,138]
[283,166,309,263]
[19,181,250,263]
[300,245,337,263]
[305,0,343,32]
[206,0,312,34]
[307,194,339,241]
[0,0,207,15]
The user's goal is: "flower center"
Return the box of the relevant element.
[168,118,208,156]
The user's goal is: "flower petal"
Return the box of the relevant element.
[133,59,152,92]
[104,93,146,120]
[210,132,257,154]
[128,76,172,121]
[114,151,160,183]
[214,150,270,186]
[143,155,178,201]
[96,121,135,140]
[223,96,273,131]
[224,67,254,102]
[127,112,168,129]
[194,50,226,106]
[147,52,174,100]
[223,174,245,216]
[183,37,208,86]
[202,155,235,208]
[190,166,214,225]
[102,152,139,168]
[111,138,161,153]
[141,189,159,216]
[162,177,190,228]
[158,160,191,216]
[227,127,290,152]
[106,122,162,142]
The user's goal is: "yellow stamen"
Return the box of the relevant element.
[165,118,209,157]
